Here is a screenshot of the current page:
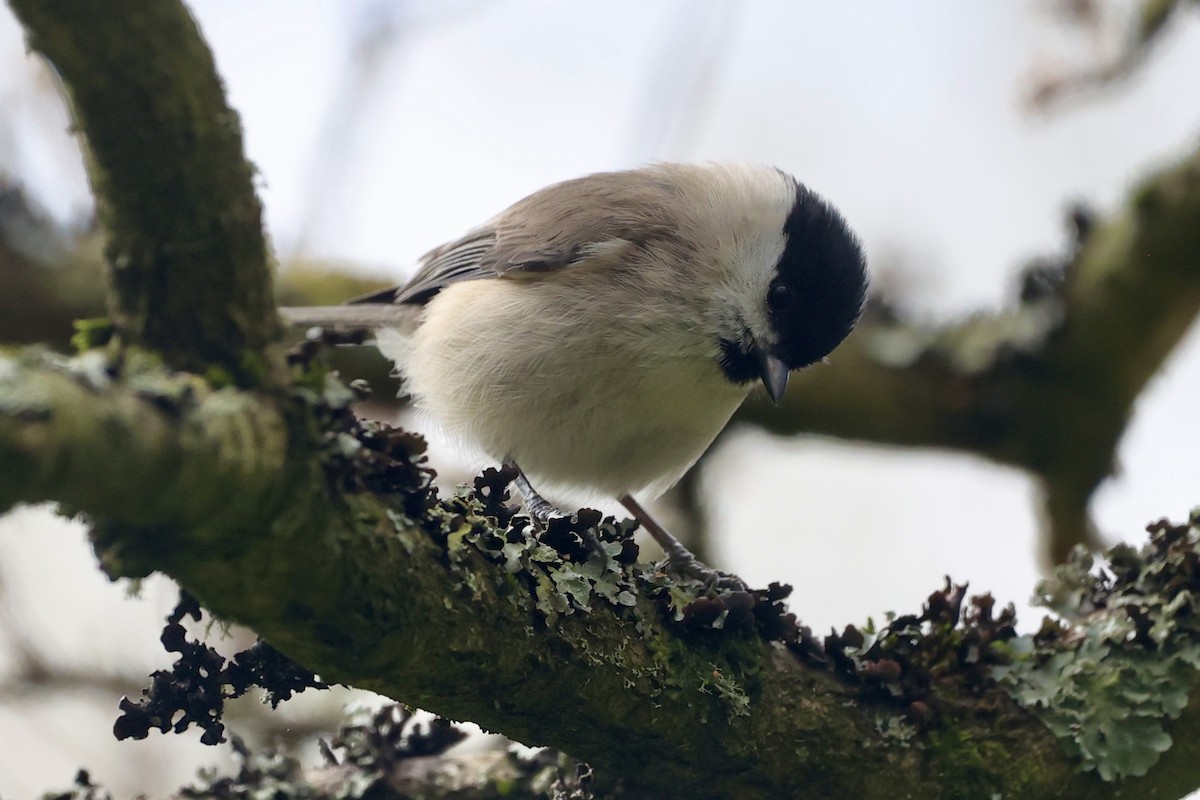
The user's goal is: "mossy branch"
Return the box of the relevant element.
[9,0,279,382]
[0,344,1176,799]
[7,347,1200,797]
[0,348,286,529]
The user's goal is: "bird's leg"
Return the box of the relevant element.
[619,494,747,591]
[506,460,605,555]
[507,461,559,527]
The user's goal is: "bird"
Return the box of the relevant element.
[281,162,868,585]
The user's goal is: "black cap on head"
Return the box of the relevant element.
[767,182,868,369]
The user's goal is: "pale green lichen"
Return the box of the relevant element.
[698,663,751,719]
[874,713,918,746]
[384,510,417,554]
[995,511,1200,781]
[425,487,640,626]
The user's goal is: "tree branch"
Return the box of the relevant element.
[6,344,1200,798]
[1026,0,1194,110]
[0,349,286,533]
[9,0,279,382]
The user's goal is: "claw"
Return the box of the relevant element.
[507,460,605,558]
[662,552,748,592]
[619,493,748,591]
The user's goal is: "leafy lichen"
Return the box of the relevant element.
[995,511,1200,781]
[426,485,641,626]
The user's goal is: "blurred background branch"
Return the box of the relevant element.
[1026,0,1198,109]
[0,184,103,349]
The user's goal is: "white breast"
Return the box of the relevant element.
[380,277,751,500]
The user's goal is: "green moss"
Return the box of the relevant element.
[1137,0,1180,46]
[70,317,114,352]
[873,714,917,745]
[203,365,236,389]
[236,350,271,387]
[926,726,1006,799]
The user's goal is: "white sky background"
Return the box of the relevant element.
[2,1,1200,796]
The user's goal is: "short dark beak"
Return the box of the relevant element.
[758,350,790,405]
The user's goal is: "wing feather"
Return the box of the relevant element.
[360,167,692,306]
[389,228,499,304]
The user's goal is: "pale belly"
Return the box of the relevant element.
[386,281,752,500]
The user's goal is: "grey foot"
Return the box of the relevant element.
[620,493,748,591]
[662,551,748,592]
[505,461,604,555]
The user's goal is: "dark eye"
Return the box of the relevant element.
[767,284,794,314]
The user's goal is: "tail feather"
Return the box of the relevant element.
[278,305,416,330]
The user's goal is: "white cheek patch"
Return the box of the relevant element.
[725,228,786,345]
[698,165,794,347]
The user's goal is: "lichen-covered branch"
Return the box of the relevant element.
[9,0,279,382]
[999,518,1200,798]
[0,348,286,530]
[0,344,1148,799]
[10,344,1200,797]
[737,144,1200,561]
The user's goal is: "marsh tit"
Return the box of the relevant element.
[282,162,868,584]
